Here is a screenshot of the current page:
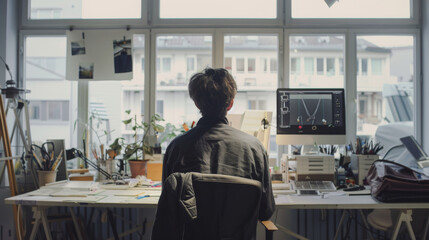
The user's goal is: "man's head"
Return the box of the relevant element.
[188,67,237,119]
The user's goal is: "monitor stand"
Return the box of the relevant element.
[301,145,320,155]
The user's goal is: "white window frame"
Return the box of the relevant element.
[285,0,420,27]
[21,0,148,28]
[152,0,284,27]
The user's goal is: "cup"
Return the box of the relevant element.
[38,170,57,187]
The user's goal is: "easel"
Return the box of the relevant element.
[0,93,23,240]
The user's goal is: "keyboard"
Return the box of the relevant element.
[292,180,337,192]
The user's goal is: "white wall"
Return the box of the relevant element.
[423,1,429,151]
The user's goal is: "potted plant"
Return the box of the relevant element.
[111,110,165,178]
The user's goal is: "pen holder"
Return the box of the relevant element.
[37,170,57,187]
[350,154,379,185]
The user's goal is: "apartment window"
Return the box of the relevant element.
[236,58,245,72]
[270,58,277,73]
[248,58,256,73]
[29,0,141,19]
[156,100,164,118]
[339,58,344,75]
[304,57,314,75]
[362,58,368,76]
[316,58,324,75]
[372,58,383,75]
[187,57,195,72]
[326,58,335,76]
[261,58,268,73]
[224,57,232,70]
[160,0,276,19]
[291,57,300,75]
[141,58,145,72]
[30,101,69,122]
[359,99,366,115]
[162,58,172,72]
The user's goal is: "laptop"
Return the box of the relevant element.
[400,136,429,168]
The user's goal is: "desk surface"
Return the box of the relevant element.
[5,181,429,210]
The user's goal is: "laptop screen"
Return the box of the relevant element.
[400,136,428,161]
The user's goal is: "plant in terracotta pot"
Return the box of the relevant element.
[114,110,165,178]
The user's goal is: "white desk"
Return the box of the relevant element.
[5,185,429,240]
[275,193,429,240]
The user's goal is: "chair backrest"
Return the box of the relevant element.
[186,173,262,240]
[151,172,263,240]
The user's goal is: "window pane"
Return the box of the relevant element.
[289,35,345,88]
[30,0,141,19]
[326,58,335,76]
[25,36,77,149]
[224,34,279,157]
[356,35,414,139]
[248,58,256,73]
[155,34,212,143]
[160,0,276,19]
[292,0,410,19]
[316,58,324,75]
[88,34,146,156]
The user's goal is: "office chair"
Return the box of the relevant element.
[151,172,277,240]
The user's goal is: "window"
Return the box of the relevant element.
[236,58,245,72]
[290,35,345,88]
[187,57,195,72]
[141,58,145,72]
[356,35,414,138]
[270,58,277,73]
[156,34,212,126]
[29,0,141,19]
[30,101,69,121]
[316,58,324,75]
[25,36,77,148]
[362,58,368,76]
[160,0,276,19]
[291,0,411,19]
[326,58,335,76]
[157,100,164,117]
[248,58,256,73]
[371,58,383,75]
[304,57,314,75]
[291,57,300,75]
[261,58,268,73]
[224,57,232,70]
[224,34,279,157]
[162,58,172,72]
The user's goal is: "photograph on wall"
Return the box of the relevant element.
[71,40,86,56]
[113,37,132,74]
[79,62,94,79]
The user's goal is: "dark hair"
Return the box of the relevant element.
[188,67,237,118]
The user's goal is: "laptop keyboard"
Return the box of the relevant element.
[293,181,337,192]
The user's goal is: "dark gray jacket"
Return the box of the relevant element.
[161,117,275,220]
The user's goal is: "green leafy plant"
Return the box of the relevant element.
[112,110,165,161]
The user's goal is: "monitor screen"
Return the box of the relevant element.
[276,88,346,145]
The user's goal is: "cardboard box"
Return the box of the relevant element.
[147,161,163,181]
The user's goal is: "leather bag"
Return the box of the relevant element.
[367,160,429,203]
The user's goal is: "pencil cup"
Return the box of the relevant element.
[37,170,57,187]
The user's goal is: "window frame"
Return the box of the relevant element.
[22,0,148,28]
[17,1,422,154]
[152,0,284,27]
[285,0,420,27]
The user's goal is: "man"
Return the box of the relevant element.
[161,67,275,220]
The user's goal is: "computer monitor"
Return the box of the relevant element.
[276,88,346,145]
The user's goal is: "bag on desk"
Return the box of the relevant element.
[367,160,429,203]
